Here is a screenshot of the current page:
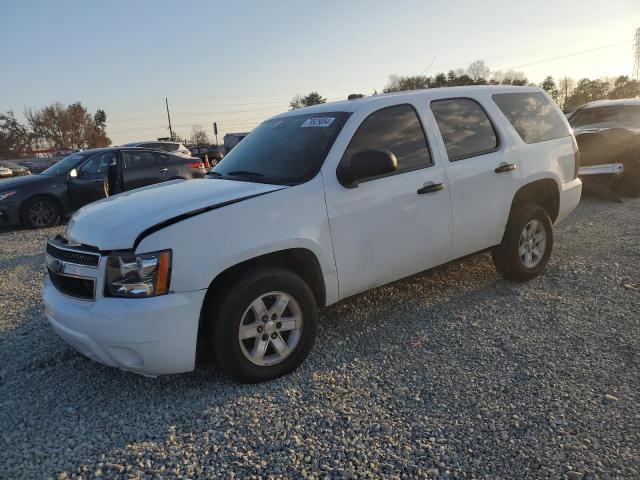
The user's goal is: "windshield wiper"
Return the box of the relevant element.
[206,171,222,177]
[225,170,265,178]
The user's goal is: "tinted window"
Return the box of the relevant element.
[342,104,431,179]
[79,151,115,176]
[493,92,570,143]
[123,151,156,170]
[212,112,349,184]
[569,105,640,129]
[431,98,498,161]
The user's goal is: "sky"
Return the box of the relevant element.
[1,0,638,145]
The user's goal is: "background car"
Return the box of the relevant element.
[0,166,12,178]
[188,145,213,167]
[121,140,192,158]
[568,98,640,196]
[0,147,205,228]
[1,161,31,177]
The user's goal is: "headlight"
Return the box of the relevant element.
[0,191,16,201]
[105,250,171,297]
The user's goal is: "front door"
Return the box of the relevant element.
[324,104,453,299]
[430,97,520,259]
[121,150,165,190]
[68,150,115,209]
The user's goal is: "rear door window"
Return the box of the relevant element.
[341,104,432,181]
[493,92,571,144]
[123,151,157,170]
[431,98,499,161]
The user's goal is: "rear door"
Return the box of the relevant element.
[121,150,165,190]
[430,97,519,259]
[68,150,115,209]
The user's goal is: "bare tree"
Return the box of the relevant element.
[466,60,490,82]
[557,77,575,110]
[189,126,209,145]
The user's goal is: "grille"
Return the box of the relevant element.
[46,243,100,267]
[48,269,95,300]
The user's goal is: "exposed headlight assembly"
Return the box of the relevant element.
[105,250,171,297]
[0,191,16,201]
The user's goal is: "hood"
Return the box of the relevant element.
[67,178,284,250]
[0,174,52,190]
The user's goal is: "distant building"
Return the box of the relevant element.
[223,132,250,152]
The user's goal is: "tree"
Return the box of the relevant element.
[190,126,210,145]
[557,77,575,110]
[466,60,490,83]
[565,78,611,111]
[383,74,431,93]
[25,102,110,149]
[607,75,640,99]
[289,92,327,110]
[541,76,559,104]
[0,111,33,158]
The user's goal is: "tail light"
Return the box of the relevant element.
[189,161,204,169]
[571,135,581,179]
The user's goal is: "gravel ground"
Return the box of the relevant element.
[0,194,638,479]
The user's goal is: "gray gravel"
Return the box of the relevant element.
[0,194,639,479]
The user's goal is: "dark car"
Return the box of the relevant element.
[0,147,206,228]
[568,98,640,196]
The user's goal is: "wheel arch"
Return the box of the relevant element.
[509,178,560,224]
[196,247,326,365]
[19,193,65,224]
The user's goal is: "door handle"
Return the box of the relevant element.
[157,168,168,173]
[417,183,446,195]
[90,179,103,183]
[495,163,517,173]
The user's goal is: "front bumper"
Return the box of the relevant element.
[556,178,582,225]
[43,278,206,376]
[0,202,20,225]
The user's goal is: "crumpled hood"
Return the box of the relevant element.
[67,178,283,250]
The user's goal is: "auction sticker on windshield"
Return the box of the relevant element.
[301,117,335,128]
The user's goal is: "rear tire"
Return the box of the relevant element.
[205,268,318,383]
[492,203,553,282]
[21,196,61,229]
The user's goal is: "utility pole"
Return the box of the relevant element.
[165,97,174,140]
[633,27,640,81]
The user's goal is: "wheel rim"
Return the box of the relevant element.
[238,291,303,366]
[28,201,56,226]
[518,219,546,268]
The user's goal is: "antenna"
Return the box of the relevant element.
[634,27,640,81]
[165,98,174,140]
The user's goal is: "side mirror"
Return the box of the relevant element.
[69,168,78,178]
[337,149,397,187]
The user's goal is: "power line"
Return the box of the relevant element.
[499,39,633,71]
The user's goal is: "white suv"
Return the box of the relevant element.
[43,86,582,382]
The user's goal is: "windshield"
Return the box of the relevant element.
[40,152,92,176]
[570,105,640,129]
[211,112,350,184]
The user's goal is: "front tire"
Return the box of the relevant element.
[205,268,318,383]
[21,196,61,229]
[492,203,553,282]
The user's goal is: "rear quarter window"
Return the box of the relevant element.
[493,92,571,144]
[430,98,499,161]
